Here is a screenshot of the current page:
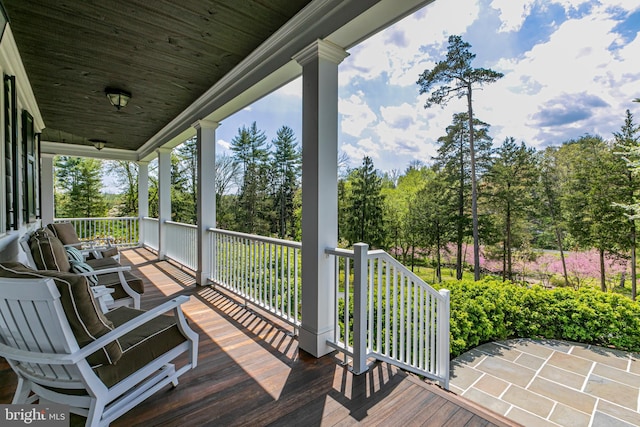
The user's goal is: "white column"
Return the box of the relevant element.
[293,39,348,357]
[40,154,55,225]
[137,161,149,246]
[157,148,172,260]
[193,119,219,286]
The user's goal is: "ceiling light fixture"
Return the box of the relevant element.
[105,87,131,110]
[90,139,107,150]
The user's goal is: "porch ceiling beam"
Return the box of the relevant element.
[40,141,138,161]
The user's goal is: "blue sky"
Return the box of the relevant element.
[212,0,640,175]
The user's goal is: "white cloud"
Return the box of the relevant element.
[217,138,231,151]
[334,0,640,172]
[340,0,481,88]
[490,0,535,32]
[339,93,378,137]
[474,2,640,146]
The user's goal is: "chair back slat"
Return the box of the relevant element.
[0,278,82,383]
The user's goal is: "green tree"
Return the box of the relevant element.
[560,135,627,291]
[343,156,386,248]
[382,164,428,267]
[413,168,455,282]
[269,126,301,238]
[106,161,138,216]
[175,138,198,224]
[613,109,640,300]
[55,156,107,218]
[484,138,538,281]
[433,112,492,279]
[417,35,503,280]
[537,147,570,286]
[230,122,270,234]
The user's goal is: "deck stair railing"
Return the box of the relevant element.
[326,243,450,388]
[54,216,139,246]
[209,228,302,329]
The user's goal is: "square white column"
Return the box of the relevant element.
[294,39,348,357]
[156,147,172,260]
[193,119,219,285]
[40,154,55,225]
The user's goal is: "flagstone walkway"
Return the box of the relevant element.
[450,339,640,426]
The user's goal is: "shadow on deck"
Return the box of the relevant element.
[1,247,518,426]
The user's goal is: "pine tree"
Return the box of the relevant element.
[484,138,538,281]
[344,156,386,248]
[418,35,503,280]
[270,126,301,238]
[230,122,269,234]
[433,112,492,279]
[613,109,640,299]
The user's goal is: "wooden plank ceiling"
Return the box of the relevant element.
[2,0,311,151]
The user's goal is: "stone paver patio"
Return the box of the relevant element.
[450,339,640,426]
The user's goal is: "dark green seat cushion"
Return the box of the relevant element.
[96,306,187,387]
[0,262,122,366]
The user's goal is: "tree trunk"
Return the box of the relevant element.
[502,239,506,281]
[599,248,606,292]
[436,220,442,283]
[506,201,512,281]
[632,222,637,300]
[456,134,464,280]
[467,88,481,281]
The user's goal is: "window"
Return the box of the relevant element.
[22,110,38,223]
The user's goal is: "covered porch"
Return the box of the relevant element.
[1,247,515,426]
[0,0,498,424]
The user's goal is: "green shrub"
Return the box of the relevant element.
[443,278,640,357]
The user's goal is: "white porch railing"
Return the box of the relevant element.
[165,220,197,271]
[209,228,302,328]
[54,217,139,246]
[54,218,450,386]
[325,243,450,388]
[141,217,159,250]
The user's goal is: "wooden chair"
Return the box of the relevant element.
[19,230,143,310]
[47,222,120,262]
[0,264,198,427]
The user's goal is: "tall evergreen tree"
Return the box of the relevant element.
[484,138,538,281]
[613,109,640,300]
[417,35,503,280]
[560,135,627,291]
[55,156,106,218]
[269,126,301,238]
[175,138,198,224]
[433,112,492,279]
[230,122,269,234]
[537,147,570,286]
[344,156,386,248]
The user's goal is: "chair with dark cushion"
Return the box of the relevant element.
[0,262,198,427]
[47,222,120,261]
[20,229,143,310]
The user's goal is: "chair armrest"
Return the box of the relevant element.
[75,266,131,276]
[0,296,191,365]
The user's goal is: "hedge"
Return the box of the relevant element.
[444,278,640,357]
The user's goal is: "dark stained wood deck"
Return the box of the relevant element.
[1,248,518,426]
